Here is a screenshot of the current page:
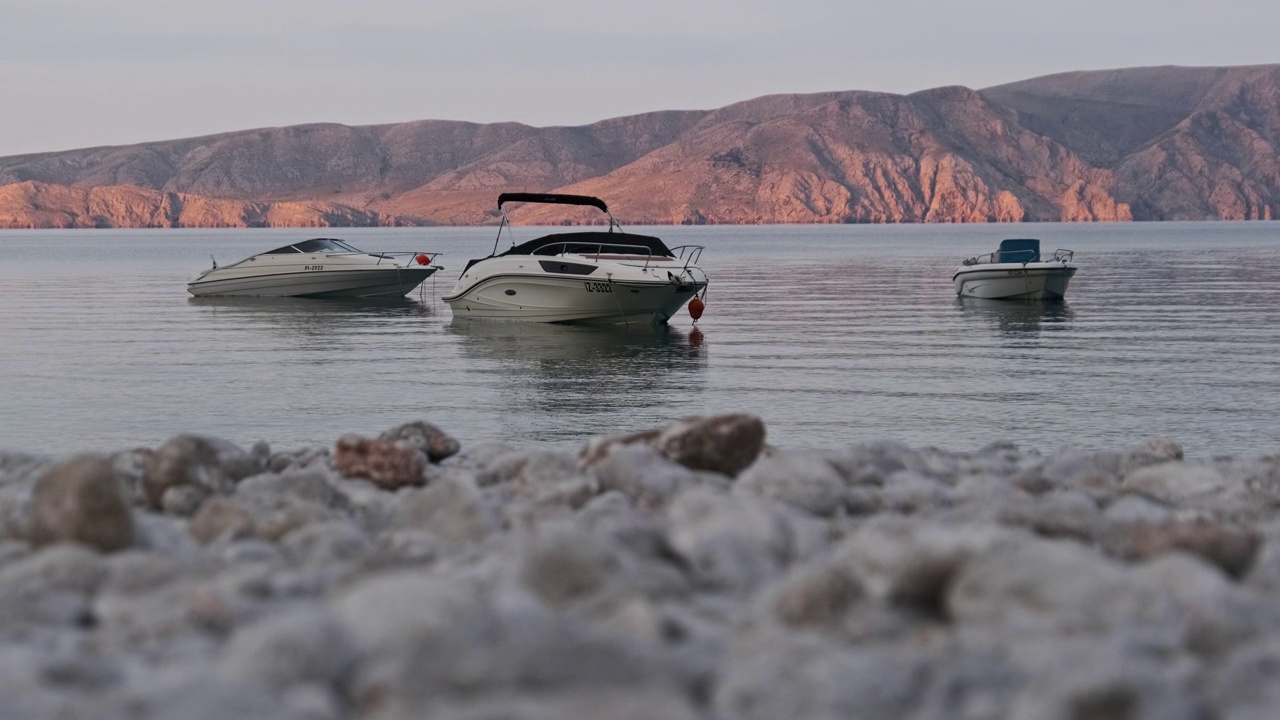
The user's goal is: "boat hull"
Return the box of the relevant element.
[445,274,702,324]
[188,268,438,298]
[953,263,1077,301]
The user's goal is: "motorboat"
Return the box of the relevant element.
[187,238,442,298]
[952,239,1077,301]
[444,193,708,323]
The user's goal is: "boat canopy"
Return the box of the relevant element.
[498,231,674,259]
[998,238,1040,263]
[263,238,360,255]
[497,193,608,214]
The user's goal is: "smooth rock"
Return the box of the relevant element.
[333,435,425,490]
[837,517,1013,610]
[1122,462,1232,504]
[518,524,621,606]
[392,473,497,544]
[590,445,703,509]
[664,488,826,593]
[379,420,461,463]
[219,606,360,690]
[27,455,133,552]
[188,496,255,545]
[735,450,846,517]
[758,557,863,627]
[142,434,261,509]
[1105,518,1260,578]
[714,634,929,720]
[582,413,766,477]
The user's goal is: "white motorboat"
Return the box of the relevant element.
[187,238,442,298]
[953,239,1077,301]
[444,193,708,323]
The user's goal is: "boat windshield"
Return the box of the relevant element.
[262,238,360,255]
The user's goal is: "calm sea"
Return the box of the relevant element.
[1,222,1277,458]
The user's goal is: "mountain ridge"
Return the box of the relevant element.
[2,64,1277,228]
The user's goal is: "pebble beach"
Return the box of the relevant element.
[3,414,1280,719]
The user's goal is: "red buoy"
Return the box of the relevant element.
[415,254,431,265]
[688,296,705,323]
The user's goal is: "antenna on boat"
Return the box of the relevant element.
[210,254,218,269]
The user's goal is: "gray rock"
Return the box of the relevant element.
[379,420,461,463]
[997,490,1100,540]
[160,483,210,517]
[591,445,702,509]
[430,688,701,720]
[1141,437,1185,461]
[392,472,497,544]
[1122,461,1232,505]
[735,451,846,517]
[518,524,621,606]
[27,454,133,552]
[1207,638,1280,720]
[664,488,827,593]
[219,606,360,690]
[188,496,255,545]
[878,471,955,513]
[1102,494,1174,524]
[142,435,261,509]
[0,545,105,626]
[714,633,929,720]
[478,450,599,511]
[755,556,863,627]
[836,517,1013,610]
[281,521,372,567]
[582,413,766,477]
[1005,637,1204,720]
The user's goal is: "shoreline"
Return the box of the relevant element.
[3,414,1280,717]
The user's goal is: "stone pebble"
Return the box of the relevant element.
[1,414,1279,719]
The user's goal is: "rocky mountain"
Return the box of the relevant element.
[1,64,1277,228]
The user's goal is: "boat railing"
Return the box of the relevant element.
[668,245,706,269]
[364,251,442,267]
[961,248,1074,266]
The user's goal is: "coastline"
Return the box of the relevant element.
[3,414,1280,718]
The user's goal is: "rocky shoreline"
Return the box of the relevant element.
[2,414,1280,719]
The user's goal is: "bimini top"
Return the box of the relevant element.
[497,193,608,214]
[498,231,674,259]
[262,238,361,255]
[998,238,1040,263]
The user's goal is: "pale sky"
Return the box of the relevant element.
[2,0,1278,157]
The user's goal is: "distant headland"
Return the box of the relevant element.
[2,64,1278,228]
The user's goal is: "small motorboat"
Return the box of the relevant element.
[188,238,442,298]
[444,193,708,323]
[953,239,1077,301]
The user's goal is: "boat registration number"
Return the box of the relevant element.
[1006,269,1025,276]
[304,265,324,271]
[584,281,612,293]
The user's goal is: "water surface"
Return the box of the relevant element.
[1,222,1277,457]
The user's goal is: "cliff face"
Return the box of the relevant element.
[1,64,1276,228]
[0,181,392,229]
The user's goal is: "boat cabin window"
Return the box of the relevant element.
[263,245,302,254]
[294,238,359,253]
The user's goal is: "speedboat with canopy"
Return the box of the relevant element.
[444,193,708,323]
[187,237,442,298]
[952,238,1077,301]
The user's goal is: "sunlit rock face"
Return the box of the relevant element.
[2,64,1279,227]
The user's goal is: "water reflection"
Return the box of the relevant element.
[956,298,1075,340]
[448,320,709,430]
[186,296,439,342]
